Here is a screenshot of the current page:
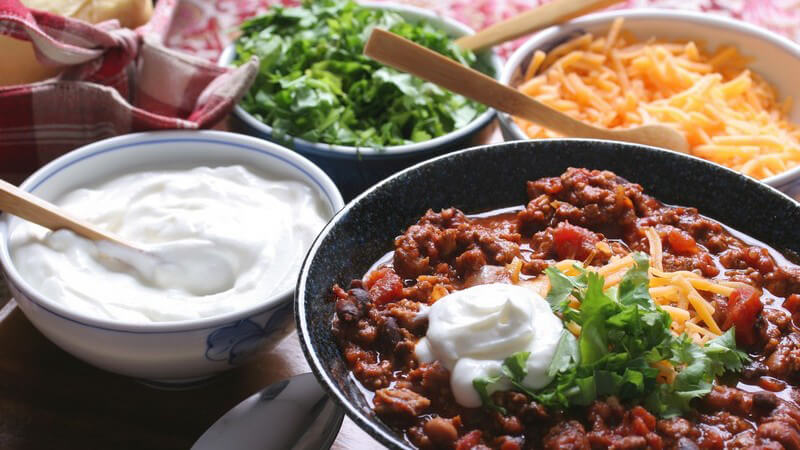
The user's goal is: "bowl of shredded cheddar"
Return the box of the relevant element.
[499,9,800,196]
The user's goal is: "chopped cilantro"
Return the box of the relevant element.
[547,330,579,377]
[501,351,530,381]
[473,375,505,414]
[475,252,750,418]
[705,328,750,376]
[233,0,490,148]
[544,265,587,313]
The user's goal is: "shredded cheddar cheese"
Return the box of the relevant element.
[593,244,727,344]
[508,226,736,345]
[644,228,728,344]
[513,18,800,180]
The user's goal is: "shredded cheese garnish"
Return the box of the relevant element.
[507,226,736,345]
[507,257,523,284]
[644,228,727,343]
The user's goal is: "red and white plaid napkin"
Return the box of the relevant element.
[0,0,258,180]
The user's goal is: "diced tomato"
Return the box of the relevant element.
[455,430,482,450]
[758,376,786,392]
[785,294,800,324]
[646,432,664,450]
[331,284,348,300]
[667,228,698,255]
[552,222,598,261]
[724,287,763,347]
[631,406,656,432]
[784,294,800,315]
[499,438,522,450]
[363,268,386,289]
[632,417,649,436]
[364,268,403,305]
[631,406,657,443]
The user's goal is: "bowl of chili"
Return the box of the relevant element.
[296,138,800,449]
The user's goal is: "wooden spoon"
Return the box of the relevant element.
[364,28,689,153]
[0,178,134,247]
[0,179,236,296]
[455,0,625,51]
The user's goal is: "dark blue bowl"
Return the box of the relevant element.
[295,138,800,449]
[218,2,503,200]
[226,110,497,201]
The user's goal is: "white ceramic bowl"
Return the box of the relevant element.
[219,1,504,199]
[0,130,344,384]
[498,9,800,196]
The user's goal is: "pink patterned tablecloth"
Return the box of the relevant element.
[165,0,800,61]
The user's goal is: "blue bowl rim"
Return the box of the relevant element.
[218,0,504,158]
[0,130,345,333]
[295,137,800,450]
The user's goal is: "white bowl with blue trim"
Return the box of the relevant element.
[0,130,344,383]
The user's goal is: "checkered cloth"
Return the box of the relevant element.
[167,0,800,62]
[0,0,258,179]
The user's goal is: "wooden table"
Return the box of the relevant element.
[0,297,377,449]
[0,119,502,449]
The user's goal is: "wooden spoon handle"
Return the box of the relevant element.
[0,179,129,246]
[454,0,625,51]
[365,28,611,140]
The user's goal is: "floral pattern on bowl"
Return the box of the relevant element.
[205,302,293,365]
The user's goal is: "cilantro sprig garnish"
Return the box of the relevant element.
[233,0,489,148]
[475,252,750,418]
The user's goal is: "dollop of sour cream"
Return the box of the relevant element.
[10,166,329,323]
[415,283,563,408]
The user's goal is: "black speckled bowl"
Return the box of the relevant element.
[295,139,800,449]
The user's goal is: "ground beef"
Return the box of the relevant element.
[747,307,800,382]
[656,417,700,446]
[701,385,754,417]
[585,401,662,449]
[543,421,590,450]
[374,388,432,424]
[764,332,800,381]
[519,169,641,238]
[330,168,800,450]
[520,168,800,291]
[393,208,521,280]
[495,391,550,425]
[720,247,800,297]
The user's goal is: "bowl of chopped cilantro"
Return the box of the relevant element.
[220,0,502,199]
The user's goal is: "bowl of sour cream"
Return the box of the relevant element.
[0,130,344,383]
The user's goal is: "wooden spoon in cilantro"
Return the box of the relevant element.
[233,0,490,148]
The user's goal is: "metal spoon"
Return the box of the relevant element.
[364,28,690,153]
[192,373,344,450]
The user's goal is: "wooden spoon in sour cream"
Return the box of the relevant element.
[0,179,236,296]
